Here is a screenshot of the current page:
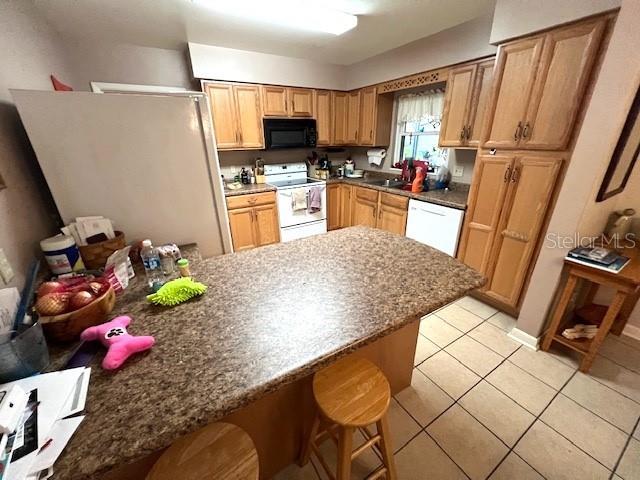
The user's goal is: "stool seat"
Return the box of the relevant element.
[313,357,390,428]
[147,422,259,480]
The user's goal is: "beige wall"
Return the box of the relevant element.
[516,0,640,338]
[65,41,194,91]
[490,0,620,43]
[189,43,347,90]
[345,14,497,91]
[0,1,76,288]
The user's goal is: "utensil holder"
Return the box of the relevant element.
[0,323,49,383]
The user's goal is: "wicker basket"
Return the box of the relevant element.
[79,231,126,269]
[39,287,116,342]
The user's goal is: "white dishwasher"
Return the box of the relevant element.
[405,199,465,256]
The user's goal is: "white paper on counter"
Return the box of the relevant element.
[2,368,89,480]
[28,416,84,473]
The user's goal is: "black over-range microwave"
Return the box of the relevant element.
[263,118,317,149]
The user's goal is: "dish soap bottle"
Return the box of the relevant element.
[412,167,425,193]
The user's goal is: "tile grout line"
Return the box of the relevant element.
[484,369,579,479]
[410,343,524,478]
[608,416,640,480]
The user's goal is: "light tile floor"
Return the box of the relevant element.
[275,297,640,480]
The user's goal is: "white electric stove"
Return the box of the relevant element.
[264,163,327,242]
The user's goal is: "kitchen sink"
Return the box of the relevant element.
[364,178,404,188]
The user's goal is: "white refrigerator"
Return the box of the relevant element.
[11,90,232,257]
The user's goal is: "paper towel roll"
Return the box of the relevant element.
[367,148,386,166]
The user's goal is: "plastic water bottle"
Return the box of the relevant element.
[140,239,165,291]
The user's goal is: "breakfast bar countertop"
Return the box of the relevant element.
[53,227,484,479]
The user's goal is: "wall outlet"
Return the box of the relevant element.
[453,166,464,177]
[0,249,14,284]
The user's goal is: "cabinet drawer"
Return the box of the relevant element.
[226,192,276,210]
[354,186,379,203]
[380,192,408,210]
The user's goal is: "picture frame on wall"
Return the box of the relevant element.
[597,84,640,202]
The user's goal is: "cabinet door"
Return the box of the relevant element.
[351,186,378,227]
[358,87,377,146]
[205,84,240,150]
[467,60,495,147]
[254,203,280,246]
[234,85,264,149]
[339,184,352,228]
[482,37,544,149]
[262,86,288,117]
[485,156,562,307]
[439,64,476,147]
[333,92,348,145]
[457,155,514,275]
[345,91,361,145]
[228,207,257,251]
[377,193,408,235]
[521,19,605,150]
[327,184,341,230]
[289,88,314,117]
[314,90,332,145]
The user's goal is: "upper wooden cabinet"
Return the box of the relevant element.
[332,92,349,145]
[467,60,495,147]
[358,87,394,147]
[345,91,361,145]
[482,37,544,149]
[289,88,314,117]
[520,19,606,150]
[439,58,495,148]
[205,84,239,149]
[262,86,288,116]
[440,64,477,147]
[205,83,264,150]
[234,85,264,149]
[261,86,314,117]
[314,90,332,146]
[482,17,606,150]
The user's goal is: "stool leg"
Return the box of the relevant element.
[376,415,397,480]
[299,414,321,466]
[336,426,354,480]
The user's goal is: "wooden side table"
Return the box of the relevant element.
[541,244,640,373]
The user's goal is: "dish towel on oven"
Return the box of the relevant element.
[291,188,307,211]
[308,186,322,213]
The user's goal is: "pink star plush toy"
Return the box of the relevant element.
[80,315,155,370]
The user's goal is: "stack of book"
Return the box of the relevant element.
[566,246,630,274]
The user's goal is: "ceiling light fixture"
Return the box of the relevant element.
[192,0,358,35]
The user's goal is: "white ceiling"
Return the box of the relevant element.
[33,0,495,65]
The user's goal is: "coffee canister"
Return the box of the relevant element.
[40,234,85,274]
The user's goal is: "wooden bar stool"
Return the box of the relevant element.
[147,422,259,480]
[301,357,397,480]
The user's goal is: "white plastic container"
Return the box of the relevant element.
[40,234,85,274]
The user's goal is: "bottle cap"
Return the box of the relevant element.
[177,259,189,267]
[142,239,152,247]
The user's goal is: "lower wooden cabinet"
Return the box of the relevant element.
[458,153,563,310]
[377,193,408,235]
[226,192,280,251]
[329,184,408,234]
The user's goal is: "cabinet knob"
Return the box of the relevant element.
[510,166,520,183]
[460,127,465,140]
[522,122,530,139]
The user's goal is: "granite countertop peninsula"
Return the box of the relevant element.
[327,176,470,210]
[223,182,277,197]
[53,227,484,479]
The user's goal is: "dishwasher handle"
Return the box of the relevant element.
[410,205,446,217]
